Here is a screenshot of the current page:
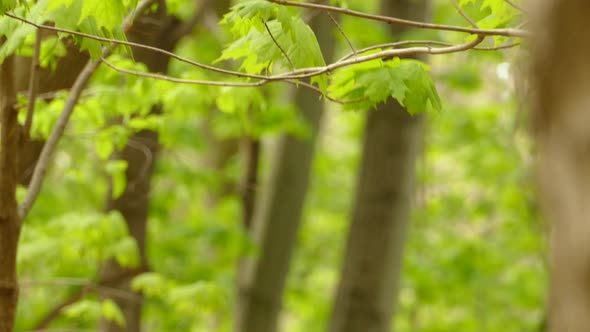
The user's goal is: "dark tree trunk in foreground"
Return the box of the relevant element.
[0,56,21,332]
[235,14,337,332]
[531,1,590,331]
[328,1,428,331]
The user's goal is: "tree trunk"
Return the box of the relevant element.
[98,12,183,332]
[0,56,21,332]
[531,1,590,331]
[98,128,159,332]
[327,1,428,331]
[235,13,337,332]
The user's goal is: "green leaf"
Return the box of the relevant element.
[393,60,442,114]
[46,0,75,12]
[0,1,48,60]
[222,0,292,36]
[220,16,326,89]
[132,272,170,297]
[287,19,327,89]
[105,160,128,199]
[112,237,139,268]
[39,36,68,70]
[80,0,125,30]
[102,299,126,327]
[95,138,114,160]
[64,299,102,320]
[0,0,17,15]
[329,58,441,114]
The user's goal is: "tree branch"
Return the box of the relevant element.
[326,12,356,56]
[450,0,478,28]
[504,0,525,13]
[264,19,295,70]
[100,56,365,104]
[268,0,529,37]
[337,40,519,62]
[23,29,42,138]
[4,13,270,81]
[100,35,484,86]
[18,58,102,220]
[4,7,519,86]
[29,269,146,330]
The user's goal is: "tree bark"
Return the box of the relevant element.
[531,1,590,331]
[98,12,183,332]
[327,1,428,331]
[98,129,159,332]
[235,13,337,332]
[0,56,21,332]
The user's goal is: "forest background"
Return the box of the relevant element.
[0,0,548,331]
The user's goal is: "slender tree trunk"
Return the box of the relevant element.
[0,56,21,332]
[235,13,337,332]
[98,12,183,332]
[98,129,159,332]
[531,1,590,331]
[241,137,261,229]
[327,1,428,331]
[97,1,233,328]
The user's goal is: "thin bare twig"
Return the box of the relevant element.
[516,20,528,29]
[326,12,356,56]
[450,0,478,28]
[289,80,367,104]
[263,20,295,70]
[169,0,211,42]
[23,29,41,138]
[504,0,525,12]
[100,57,365,104]
[268,0,529,38]
[4,10,513,86]
[29,269,146,330]
[26,329,95,332]
[100,57,266,86]
[29,291,85,331]
[100,34,485,85]
[337,40,520,61]
[21,278,139,301]
[4,13,269,81]
[18,58,102,220]
[273,35,486,80]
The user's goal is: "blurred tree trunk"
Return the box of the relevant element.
[0,56,21,332]
[327,1,428,331]
[235,13,336,332]
[97,11,183,332]
[531,1,590,331]
[98,0,234,330]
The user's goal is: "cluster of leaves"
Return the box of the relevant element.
[0,0,134,60]
[220,0,441,112]
[219,0,328,89]
[330,57,441,113]
[459,0,520,29]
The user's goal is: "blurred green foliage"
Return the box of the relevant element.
[7,0,542,331]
